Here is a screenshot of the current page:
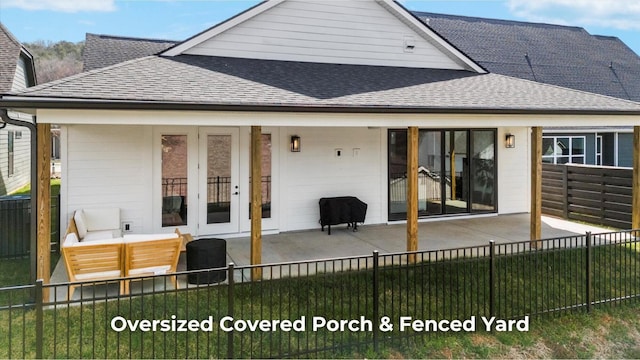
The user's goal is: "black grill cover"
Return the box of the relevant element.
[319,196,367,227]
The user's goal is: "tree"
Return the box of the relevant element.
[24,40,84,84]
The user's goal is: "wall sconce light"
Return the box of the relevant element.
[505,133,515,148]
[290,135,301,152]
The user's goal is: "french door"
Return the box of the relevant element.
[199,127,240,234]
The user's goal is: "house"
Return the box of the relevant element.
[1,0,640,286]
[81,11,640,168]
[0,23,36,195]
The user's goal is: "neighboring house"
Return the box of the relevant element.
[414,12,640,167]
[0,23,36,195]
[83,33,177,72]
[1,0,640,245]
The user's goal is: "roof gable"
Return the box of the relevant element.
[162,0,485,72]
[0,23,36,92]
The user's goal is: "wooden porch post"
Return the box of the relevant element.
[407,127,419,261]
[250,126,263,281]
[37,123,51,300]
[530,126,542,248]
[632,126,640,230]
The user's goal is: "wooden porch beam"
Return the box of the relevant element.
[407,126,419,260]
[530,126,542,248]
[37,123,51,300]
[250,126,263,281]
[632,126,640,230]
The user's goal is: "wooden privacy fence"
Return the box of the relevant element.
[542,164,632,229]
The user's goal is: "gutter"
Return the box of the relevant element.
[0,109,38,284]
[2,97,640,116]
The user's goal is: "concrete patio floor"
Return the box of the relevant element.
[225,213,612,266]
[49,213,612,301]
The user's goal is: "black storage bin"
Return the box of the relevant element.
[186,238,227,284]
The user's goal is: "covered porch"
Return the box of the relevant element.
[50,213,610,285]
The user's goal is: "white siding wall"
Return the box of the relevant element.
[11,56,28,92]
[59,121,530,238]
[279,127,385,231]
[497,127,530,214]
[62,125,153,234]
[0,125,31,195]
[185,0,464,69]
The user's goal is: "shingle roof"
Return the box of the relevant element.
[0,23,23,92]
[83,33,177,72]
[416,12,640,102]
[10,55,640,113]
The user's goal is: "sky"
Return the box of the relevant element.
[0,0,639,56]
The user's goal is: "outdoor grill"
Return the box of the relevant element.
[319,196,367,235]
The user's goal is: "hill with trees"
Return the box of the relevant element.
[24,40,84,84]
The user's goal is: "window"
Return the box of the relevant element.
[542,136,586,164]
[596,136,603,166]
[161,135,188,227]
[388,129,496,220]
[8,131,14,176]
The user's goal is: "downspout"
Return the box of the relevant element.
[0,109,38,284]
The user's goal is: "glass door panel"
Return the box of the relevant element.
[418,131,442,215]
[206,135,232,224]
[471,130,496,212]
[161,135,188,227]
[199,128,239,234]
[445,131,469,214]
[388,130,408,221]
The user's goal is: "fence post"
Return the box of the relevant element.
[585,232,592,313]
[35,279,44,359]
[372,250,379,353]
[227,263,235,359]
[489,241,496,318]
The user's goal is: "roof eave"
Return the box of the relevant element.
[2,97,640,116]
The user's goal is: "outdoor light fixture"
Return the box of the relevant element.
[505,133,516,148]
[290,135,301,152]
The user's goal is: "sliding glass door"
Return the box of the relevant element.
[388,129,496,220]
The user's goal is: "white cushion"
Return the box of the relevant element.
[63,233,79,247]
[74,210,88,239]
[82,230,117,242]
[123,233,179,243]
[74,237,124,246]
[83,208,121,231]
[128,265,171,276]
[75,270,122,280]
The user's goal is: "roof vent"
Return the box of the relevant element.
[404,36,416,53]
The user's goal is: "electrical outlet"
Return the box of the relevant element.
[122,222,133,233]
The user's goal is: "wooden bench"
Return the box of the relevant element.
[62,215,184,299]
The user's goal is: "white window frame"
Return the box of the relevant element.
[542,136,587,165]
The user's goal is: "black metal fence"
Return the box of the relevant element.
[0,195,60,258]
[1,229,639,358]
[542,163,632,229]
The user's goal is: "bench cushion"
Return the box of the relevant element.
[74,210,88,239]
[83,208,121,231]
[83,230,121,242]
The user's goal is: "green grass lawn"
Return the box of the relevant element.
[0,243,638,359]
[10,179,61,197]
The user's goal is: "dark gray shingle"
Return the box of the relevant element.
[14,55,640,112]
[415,12,640,102]
[83,33,177,72]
